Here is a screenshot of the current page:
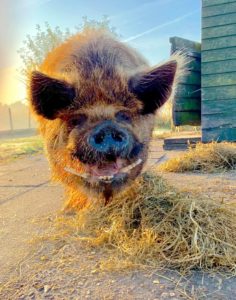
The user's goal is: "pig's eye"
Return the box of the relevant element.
[67,114,87,128]
[115,111,132,123]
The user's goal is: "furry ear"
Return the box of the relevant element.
[128,61,177,114]
[30,71,76,120]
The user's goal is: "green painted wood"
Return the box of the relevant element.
[176,84,201,98]
[203,12,236,28]
[202,60,236,74]
[186,52,201,59]
[202,85,236,100]
[173,111,201,126]
[174,98,201,112]
[170,36,201,59]
[170,36,201,126]
[164,137,201,145]
[203,0,236,7]
[186,59,201,72]
[170,36,201,52]
[202,35,236,50]
[202,128,236,142]
[180,72,201,85]
[202,24,236,39]
[202,72,236,87]
[202,99,236,114]
[202,0,236,142]
[202,113,236,128]
[203,2,236,17]
[163,137,201,150]
[202,47,236,62]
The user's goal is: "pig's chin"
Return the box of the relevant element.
[64,157,143,186]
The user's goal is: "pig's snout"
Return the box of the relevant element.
[88,121,131,157]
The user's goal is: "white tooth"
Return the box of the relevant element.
[99,175,114,181]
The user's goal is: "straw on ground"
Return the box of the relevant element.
[159,142,236,173]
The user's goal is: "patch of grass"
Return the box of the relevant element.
[152,129,173,139]
[0,135,43,162]
[159,142,236,173]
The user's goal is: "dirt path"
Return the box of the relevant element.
[0,155,63,285]
[0,142,236,299]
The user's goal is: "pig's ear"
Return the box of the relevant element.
[30,71,76,120]
[128,61,177,115]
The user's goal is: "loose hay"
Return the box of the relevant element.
[159,142,236,173]
[56,172,236,273]
[1,172,236,298]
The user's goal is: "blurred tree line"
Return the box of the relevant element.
[17,16,117,78]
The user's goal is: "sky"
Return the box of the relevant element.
[0,0,201,104]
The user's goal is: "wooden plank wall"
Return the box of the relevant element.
[202,0,236,142]
[170,37,201,126]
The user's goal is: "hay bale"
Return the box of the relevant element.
[159,142,236,173]
[60,172,236,272]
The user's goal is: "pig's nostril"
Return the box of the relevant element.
[94,132,105,144]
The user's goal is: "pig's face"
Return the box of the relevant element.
[30,60,177,197]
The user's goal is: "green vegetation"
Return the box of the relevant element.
[18,16,117,78]
[0,136,43,162]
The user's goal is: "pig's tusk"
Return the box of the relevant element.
[120,158,142,173]
[64,167,88,179]
[64,158,143,180]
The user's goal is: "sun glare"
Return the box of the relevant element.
[0,66,26,105]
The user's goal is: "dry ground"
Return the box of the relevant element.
[0,139,236,299]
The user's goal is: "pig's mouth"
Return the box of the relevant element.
[64,158,143,184]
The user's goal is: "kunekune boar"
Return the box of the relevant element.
[29,29,182,210]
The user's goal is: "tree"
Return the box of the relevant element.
[17,22,71,78]
[18,16,117,78]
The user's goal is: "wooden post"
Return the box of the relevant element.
[8,107,13,131]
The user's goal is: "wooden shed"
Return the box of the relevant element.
[171,0,236,143]
[202,0,236,142]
